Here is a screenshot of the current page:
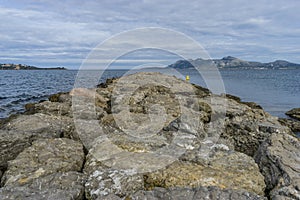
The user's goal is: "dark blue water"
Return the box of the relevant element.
[0,69,299,119]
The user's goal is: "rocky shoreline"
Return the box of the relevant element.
[0,72,299,200]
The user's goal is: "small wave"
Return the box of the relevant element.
[10,95,49,105]
[0,93,31,100]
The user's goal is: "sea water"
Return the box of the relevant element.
[0,68,299,119]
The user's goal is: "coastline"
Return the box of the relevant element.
[0,68,67,70]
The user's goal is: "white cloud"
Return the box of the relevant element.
[0,0,299,68]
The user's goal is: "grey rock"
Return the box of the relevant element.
[0,129,54,169]
[255,133,300,199]
[82,72,268,199]
[286,108,300,120]
[3,113,73,138]
[73,119,106,150]
[96,194,122,200]
[278,118,300,136]
[1,138,84,187]
[25,101,72,116]
[221,97,289,156]
[131,186,267,200]
[0,172,86,200]
[49,92,71,103]
[85,167,144,199]
[144,149,266,195]
[0,113,78,168]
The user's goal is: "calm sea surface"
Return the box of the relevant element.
[0,69,299,119]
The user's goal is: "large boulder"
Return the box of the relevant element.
[0,172,86,200]
[1,138,84,187]
[0,130,39,169]
[0,138,86,200]
[2,113,73,137]
[0,113,76,169]
[255,133,300,199]
[144,150,266,195]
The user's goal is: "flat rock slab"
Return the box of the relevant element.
[0,172,86,200]
[0,128,59,169]
[1,138,84,187]
[3,113,72,136]
[144,152,265,196]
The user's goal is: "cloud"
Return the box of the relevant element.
[0,0,299,68]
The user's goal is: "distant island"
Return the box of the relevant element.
[0,63,67,70]
[168,56,300,70]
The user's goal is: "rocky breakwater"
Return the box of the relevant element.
[0,72,299,200]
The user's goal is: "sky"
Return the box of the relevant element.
[0,0,299,69]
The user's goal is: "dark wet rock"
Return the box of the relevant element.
[131,186,267,200]
[0,172,86,200]
[0,114,19,129]
[255,133,300,199]
[1,138,84,187]
[49,92,71,103]
[279,118,300,135]
[225,94,262,109]
[243,102,263,110]
[24,103,36,114]
[286,108,300,121]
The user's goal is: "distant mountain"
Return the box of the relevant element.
[168,56,300,69]
[0,63,67,70]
